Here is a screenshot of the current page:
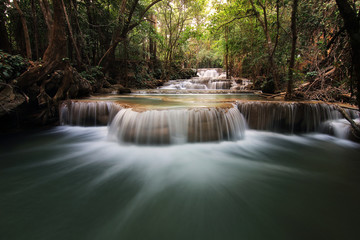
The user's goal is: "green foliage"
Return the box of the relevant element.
[80,66,104,84]
[0,50,29,83]
[0,0,354,95]
[306,71,318,78]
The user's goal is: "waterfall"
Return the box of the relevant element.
[59,101,121,126]
[160,69,227,90]
[197,69,220,78]
[237,101,359,133]
[209,81,232,89]
[160,80,208,90]
[108,107,247,145]
[59,99,359,142]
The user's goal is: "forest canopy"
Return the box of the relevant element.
[1,0,360,124]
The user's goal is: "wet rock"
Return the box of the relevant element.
[0,85,26,117]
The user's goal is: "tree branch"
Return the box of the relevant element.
[336,105,360,134]
[216,14,256,30]
[128,0,163,31]
[326,26,346,49]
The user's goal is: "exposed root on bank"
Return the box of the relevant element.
[3,60,92,124]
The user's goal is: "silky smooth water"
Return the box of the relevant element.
[1,126,360,240]
[92,93,265,109]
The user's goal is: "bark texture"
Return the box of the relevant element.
[335,0,360,110]
[13,0,32,59]
[286,0,299,98]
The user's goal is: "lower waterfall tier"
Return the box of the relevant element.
[237,101,358,133]
[108,107,246,145]
[59,99,359,144]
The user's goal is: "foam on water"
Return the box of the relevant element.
[1,125,360,240]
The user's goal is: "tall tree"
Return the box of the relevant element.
[98,0,162,73]
[61,0,82,66]
[39,0,53,41]
[249,0,281,92]
[335,0,360,110]
[148,13,157,69]
[16,0,67,89]
[13,0,32,59]
[0,0,11,53]
[157,0,188,79]
[30,0,39,59]
[286,0,299,98]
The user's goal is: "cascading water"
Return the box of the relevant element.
[60,101,121,126]
[2,92,360,240]
[161,79,209,90]
[59,99,359,139]
[237,101,359,134]
[160,68,235,90]
[60,100,246,144]
[208,80,232,89]
[108,107,246,144]
[197,68,220,78]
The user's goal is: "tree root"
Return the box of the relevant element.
[10,60,92,124]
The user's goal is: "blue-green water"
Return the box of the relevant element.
[1,126,360,240]
[90,93,265,109]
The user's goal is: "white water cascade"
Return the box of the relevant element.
[108,107,246,144]
[209,81,232,89]
[197,69,220,78]
[60,101,247,145]
[237,101,359,134]
[160,68,235,90]
[59,101,121,126]
[59,99,360,143]
[4,93,360,240]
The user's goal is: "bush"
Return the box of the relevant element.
[79,66,104,84]
[0,51,29,83]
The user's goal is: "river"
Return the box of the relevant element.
[1,70,360,240]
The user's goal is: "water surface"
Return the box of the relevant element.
[1,127,360,240]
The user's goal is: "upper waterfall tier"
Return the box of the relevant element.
[160,68,238,90]
[197,68,220,78]
[158,68,253,91]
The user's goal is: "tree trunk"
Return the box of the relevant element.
[84,0,96,64]
[250,0,280,92]
[98,0,136,69]
[71,0,90,65]
[335,0,360,110]
[17,0,67,89]
[43,0,67,63]
[98,0,162,72]
[225,25,229,79]
[39,0,53,32]
[149,14,157,70]
[13,0,32,59]
[0,1,11,53]
[10,0,93,126]
[286,0,299,98]
[31,0,39,59]
[123,37,128,83]
[61,0,82,66]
